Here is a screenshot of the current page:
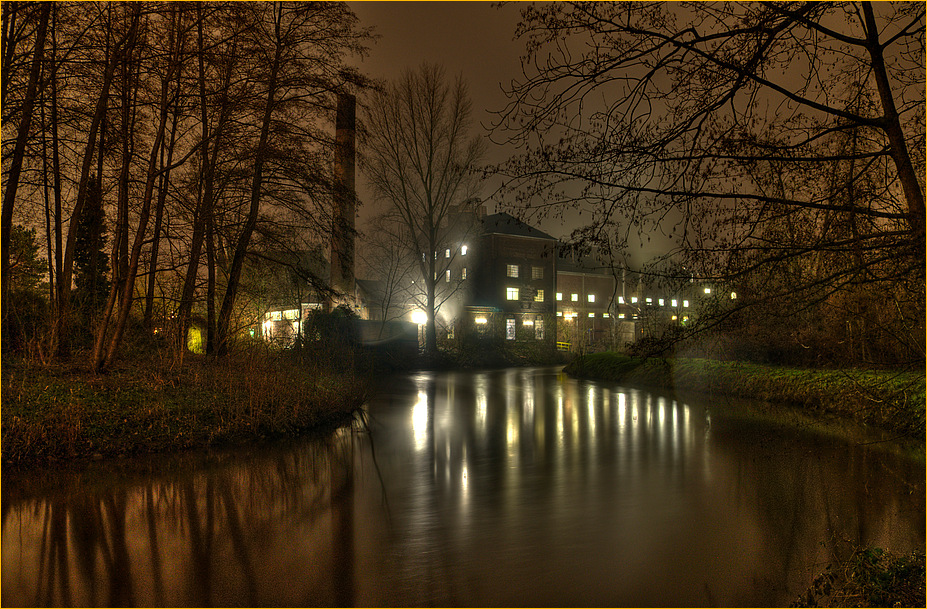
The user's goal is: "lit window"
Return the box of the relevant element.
[523,318,534,326]
[535,289,545,302]
[507,264,519,278]
[672,315,678,321]
[461,245,468,256]
[646,297,653,304]
[683,316,689,322]
[506,287,519,300]
[603,313,610,318]
[474,316,487,324]
[658,298,664,306]
[506,318,516,340]
[284,309,299,320]
[588,312,595,318]
[462,267,467,280]
[556,292,563,301]
[571,293,578,302]
[270,311,282,321]
[588,294,595,303]
[532,266,543,280]
[730,291,737,300]
[618,296,624,304]
[631,297,638,304]
[618,313,626,319]
[683,300,689,307]
[556,311,563,317]
[704,287,711,294]
[445,270,451,282]
[671,299,677,307]
[535,319,545,340]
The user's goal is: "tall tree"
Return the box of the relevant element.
[362,64,484,356]
[493,1,925,366]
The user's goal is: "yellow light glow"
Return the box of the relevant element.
[411,310,427,325]
[523,319,534,326]
[474,316,487,324]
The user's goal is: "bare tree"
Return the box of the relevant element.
[493,1,925,366]
[362,64,484,356]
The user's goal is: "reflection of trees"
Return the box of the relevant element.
[2,430,360,607]
[707,418,925,601]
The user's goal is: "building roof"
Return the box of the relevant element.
[481,212,556,241]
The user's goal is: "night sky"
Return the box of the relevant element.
[348,1,675,265]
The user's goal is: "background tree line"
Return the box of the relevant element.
[2,1,370,370]
[493,1,924,368]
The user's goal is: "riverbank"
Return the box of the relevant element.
[1,350,369,471]
[564,353,925,441]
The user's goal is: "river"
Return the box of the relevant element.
[2,366,924,606]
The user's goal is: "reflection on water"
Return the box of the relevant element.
[3,367,924,606]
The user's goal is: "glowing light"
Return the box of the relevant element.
[461,244,468,255]
[704,287,711,294]
[474,316,487,324]
[730,291,737,299]
[411,310,427,325]
[523,319,534,326]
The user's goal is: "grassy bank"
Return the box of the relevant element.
[565,353,925,441]
[2,349,369,471]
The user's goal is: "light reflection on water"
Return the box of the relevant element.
[2,366,924,607]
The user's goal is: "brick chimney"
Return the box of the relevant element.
[330,93,356,310]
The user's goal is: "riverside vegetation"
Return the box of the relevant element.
[2,344,369,471]
[565,352,925,442]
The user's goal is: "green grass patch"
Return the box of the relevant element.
[565,353,925,440]
[2,350,369,470]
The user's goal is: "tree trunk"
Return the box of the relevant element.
[2,2,50,325]
[862,2,925,244]
[56,10,135,358]
[216,20,283,356]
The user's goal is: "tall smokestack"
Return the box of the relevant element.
[330,93,356,310]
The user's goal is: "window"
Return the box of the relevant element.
[448,325,455,339]
[571,293,578,302]
[603,313,610,318]
[532,266,543,280]
[445,269,451,282]
[506,318,516,340]
[683,300,689,307]
[556,311,563,317]
[671,299,677,307]
[445,249,450,258]
[283,309,299,320]
[631,296,638,304]
[658,298,664,306]
[506,264,519,278]
[704,287,711,294]
[588,294,595,303]
[618,313,626,319]
[461,244,468,255]
[556,292,563,301]
[506,287,519,300]
[461,267,467,280]
[646,297,653,304]
[588,312,595,318]
[618,296,624,304]
[535,319,545,340]
[535,289,545,302]
[270,311,282,321]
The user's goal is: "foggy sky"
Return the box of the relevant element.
[348,1,675,266]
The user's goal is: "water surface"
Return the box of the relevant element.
[3,367,923,606]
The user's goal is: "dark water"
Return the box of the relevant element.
[2,367,924,606]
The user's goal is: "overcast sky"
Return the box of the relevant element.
[347,3,525,207]
[346,1,673,264]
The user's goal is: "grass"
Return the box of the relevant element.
[565,352,926,441]
[2,347,370,471]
